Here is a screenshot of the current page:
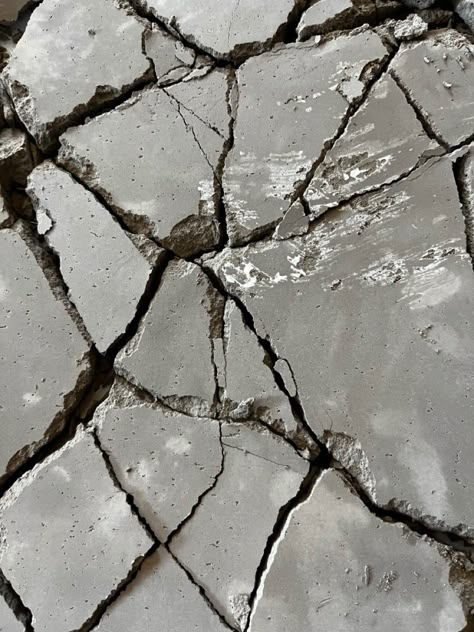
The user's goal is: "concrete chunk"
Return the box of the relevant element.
[0,225,92,485]
[2,0,151,151]
[27,162,159,353]
[249,470,466,631]
[453,0,474,32]
[0,428,153,632]
[144,25,196,85]
[170,423,308,630]
[393,14,428,40]
[0,594,22,632]
[297,0,376,38]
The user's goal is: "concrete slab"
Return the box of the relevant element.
[144,24,196,85]
[208,155,474,536]
[223,30,388,245]
[393,13,428,40]
[170,423,308,630]
[453,0,474,32]
[249,470,466,631]
[2,0,151,151]
[0,225,92,486]
[274,200,309,240]
[0,428,153,632]
[27,162,159,353]
[390,29,474,147]
[297,0,376,38]
[0,595,22,632]
[93,380,222,541]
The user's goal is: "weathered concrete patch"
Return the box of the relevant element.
[297,0,376,39]
[208,156,474,535]
[452,0,474,32]
[224,29,388,245]
[249,470,467,631]
[93,379,222,541]
[0,224,92,485]
[274,200,309,240]
[98,547,228,631]
[170,423,309,630]
[0,427,153,632]
[2,0,152,151]
[0,594,22,632]
[390,29,474,148]
[58,72,230,256]
[27,161,162,354]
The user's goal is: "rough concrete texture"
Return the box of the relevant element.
[453,0,474,31]
[224,29,388,245]
[2,0,151,151]
[393,13,429,40]
[27,161,159,353]
[170,423,309,629]
[0,428,153,632]
[249,470,467,631]
[0,594,22,632]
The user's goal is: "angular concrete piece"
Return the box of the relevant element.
[93,380,222,541]
[59,75,230,256]
[0,594,22,632]
[224,30,388,245]
[170,424,308,630]
[144,25,196,85]
[0,225,91,485]
[249,470,466,631]
[98,548,228,632]
[390,30,474,147]
[393,13,428,40]
[0,428,153,632]
[208,156,474,535]
[0,129,35,188]
[297,0,375,38]
[306,75,437,217]
[135,0,301,60]
[274,200,309,240]
[2,0,151,151]
[116,259,222,416]
[27,162,158,353]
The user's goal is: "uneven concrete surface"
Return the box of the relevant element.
[1,1,474,630]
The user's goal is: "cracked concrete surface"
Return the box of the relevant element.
[0,1,474,630]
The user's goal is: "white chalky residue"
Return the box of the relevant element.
[22,392,42,406]
[165,436,192,456]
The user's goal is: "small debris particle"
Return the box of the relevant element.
[378,570,398,592]
[443,81,452,89]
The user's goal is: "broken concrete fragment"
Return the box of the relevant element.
[399,0,435,8]
[224,30,388,245]
[249,470,467,631]
[208,156,474,535]
[297,0,375,39]
[459,147,474,255]
[0,593,22,632]
[116,259,222,416]
[0,428,153,632]
[0,128,35,188]
[393,13,428,40]
[0,225,92,485]
[306,74,437,217]
[93,380,222,541]
[390,29,474,147]
[453,0,474,32]
[144,24,196,86]
[98,547,228,631]
[274,200,309,240]
[59,75,229,256]
[170,423,308,630]
[2,0,152,151]
[27,162,159,353]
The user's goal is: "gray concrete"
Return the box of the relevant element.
[393,14,428,40]
[453,0,474,31]
[27,162,158,353]
[2,0,151,151]
[0,428,153,632]
[224,30,388,245]
[0,225,92,485]
[274,200,309,240]
[145,25,197,85]
[297,0,375,38]
[249,470,467,631]
[170,423,308,630]
[0,595,22,632]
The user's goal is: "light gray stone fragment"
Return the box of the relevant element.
[0,129,35,188]
[249,470,466,631]
[0,594,22,632]
[208,156,474,535]
[144,25,196,85]
[93,380,222,541]
[390,30,474,147]
[0,225,91,485]
[393,13,428,40]
[170,423,308,630]
[0,428,153,632]
[2,0,152,151]
[453,0,474,32]
[274,200,309,240]
[297,0,376,38]
[224,30,388,245]
[306,74,437,217]
[98,547,228,632]
[27,162,157,353]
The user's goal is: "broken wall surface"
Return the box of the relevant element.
[1,1,474,631]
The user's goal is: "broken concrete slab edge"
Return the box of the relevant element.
[452,152,474,269]
[0,567,33,631]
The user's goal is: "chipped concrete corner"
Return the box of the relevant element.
[0,1,474,631]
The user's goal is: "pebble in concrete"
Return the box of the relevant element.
[0,428,153,632]
[115,259,223,417]
[208,156,474,535]
[0,595,22,632]
[306,74,437,217]
[452,0,474,32]
[249,470,467,631]
[93,380,222,541]
[144,25,197,85]
[2,0,152,151]
[98,547,229,632]
[59,72,229,256]
[224,30,388,245]
[27,162,160,354]
[390,30,474,148]
[0,225,91,485]
[296,0,375,39]
[170,423,309,630]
